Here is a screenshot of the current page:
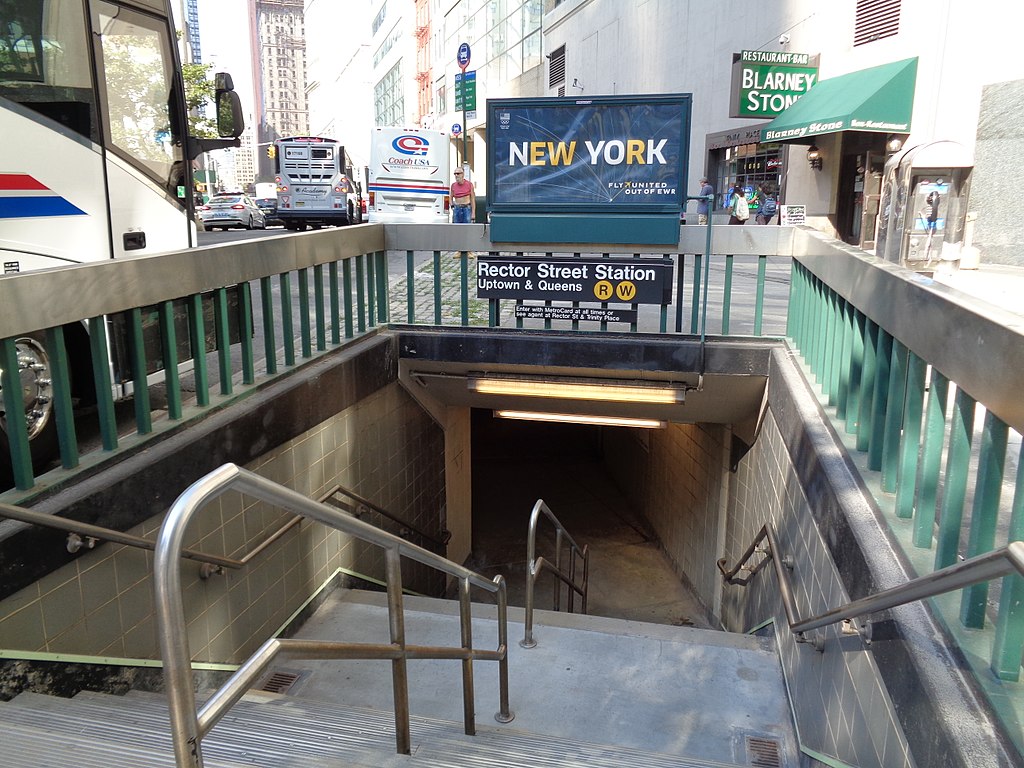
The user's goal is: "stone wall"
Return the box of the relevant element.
[971,78,1024,266]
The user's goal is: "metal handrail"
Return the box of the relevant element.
[718,523,1024,646]
[520,499,589,649]
[320,483,451,551]
[0,501,300,577]
[154,463,513,768]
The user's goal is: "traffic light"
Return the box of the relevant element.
[267,145,276,158]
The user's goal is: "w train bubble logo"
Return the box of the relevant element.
[392,135,430,155]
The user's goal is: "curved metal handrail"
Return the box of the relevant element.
[718,523,1024,647]
[520,499,589,649]
[154,463,513,768]
[320,483,451,551]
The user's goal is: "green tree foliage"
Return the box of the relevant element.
[182,61,218,138]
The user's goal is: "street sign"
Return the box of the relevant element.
[457,42,471,70]
[454,70,477,112]
[452,123,463,135]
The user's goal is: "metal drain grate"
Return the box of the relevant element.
[746,735,782,767]
[258,670,301,695]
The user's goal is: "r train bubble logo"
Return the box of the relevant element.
[392,135,430,155]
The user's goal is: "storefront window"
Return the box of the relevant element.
[713,142,782,209]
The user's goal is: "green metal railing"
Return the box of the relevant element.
[787,258,1024,684]
[1,225,788,494]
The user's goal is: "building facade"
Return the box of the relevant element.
[249,0,309,181]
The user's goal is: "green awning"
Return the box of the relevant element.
[762,57,917,142]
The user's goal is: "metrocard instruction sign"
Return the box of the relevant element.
[730,50,819,119]
[476,256,673,305]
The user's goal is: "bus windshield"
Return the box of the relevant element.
[0,0,99,142]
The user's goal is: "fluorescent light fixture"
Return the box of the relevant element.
[468,376,685,404]
[495,410,667,429]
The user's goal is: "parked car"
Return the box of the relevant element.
[199,193,266,230]
[255,197,283,226]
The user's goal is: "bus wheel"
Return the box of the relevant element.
[0,332,60,486]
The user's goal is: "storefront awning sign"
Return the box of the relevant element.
[762,57,917,142]
[730,50,819,119]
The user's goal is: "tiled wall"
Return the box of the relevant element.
[0,383,445,665]
[604,423,729,622]
[604,402,914,765]
[722,412,914,768]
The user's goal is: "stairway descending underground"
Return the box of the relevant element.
[0,588,799,767]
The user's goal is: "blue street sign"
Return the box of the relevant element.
[452,123,463,135]
[457,42,471,70]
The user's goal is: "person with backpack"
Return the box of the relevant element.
[728,179,749,225]
[756,183,778,225]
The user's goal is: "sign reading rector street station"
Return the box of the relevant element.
[476,256,673,305]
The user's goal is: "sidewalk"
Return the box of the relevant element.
[933,263,1024,318]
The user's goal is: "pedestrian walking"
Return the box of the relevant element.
[697,177,714,225]
[728,180,749,225]
[451,168,475,223]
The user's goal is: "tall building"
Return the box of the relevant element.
[249,0,309,180]
[184,0,202,63]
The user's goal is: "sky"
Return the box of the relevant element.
[193,0,256,123]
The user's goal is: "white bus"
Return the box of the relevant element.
[368,127,450,223]
[274,136,363,230]
[0,0,243,477]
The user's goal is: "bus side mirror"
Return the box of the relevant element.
[214,72,235,92]
[215,90,244,139]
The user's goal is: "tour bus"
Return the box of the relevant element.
[367,127,450,223]
[273,136,363,230]
[0,0,243,477]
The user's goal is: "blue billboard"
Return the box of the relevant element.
[487,94,691,215]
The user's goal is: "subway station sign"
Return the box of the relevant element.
[476,256,673,304]
[730,50,819,119]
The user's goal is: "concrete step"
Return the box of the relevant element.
[0,587,797,767]
[1,687,745,767]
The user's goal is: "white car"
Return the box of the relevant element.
[199,193,267,230]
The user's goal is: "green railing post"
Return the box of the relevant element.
[376,251,389,324]
[44,326,78,469]
[721,254,733,335]
[342,260,354,339]
[855,319,879,453]
[128,308,152,435]
[329,262,341,345]
[753,254,766,336]
[822,291,838,404]
[867,328,892,470]
[406,250,416,323]
[960,412,1009,628]
[314,264,327,351]
[213,288,233,395]
[835,300,853,421]
[237,283,255,384]
[279,272,296,367]
[690,253,702,334]
[298,268,312,357]
[895,352,927,518]
[355,254,367,333]
[260,277,278,375]
[366,252,376,328]
[0,338,34,488]
[991,441,1024,681]
[460,251,469,326]
[880,340,909,492]
[845,311,865,436]
[433,250,442,326]
[87,316,118,451]
[187,295,210,406]
[913,368,949,547]
[158,302,182,420]
[934,387,976,570]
